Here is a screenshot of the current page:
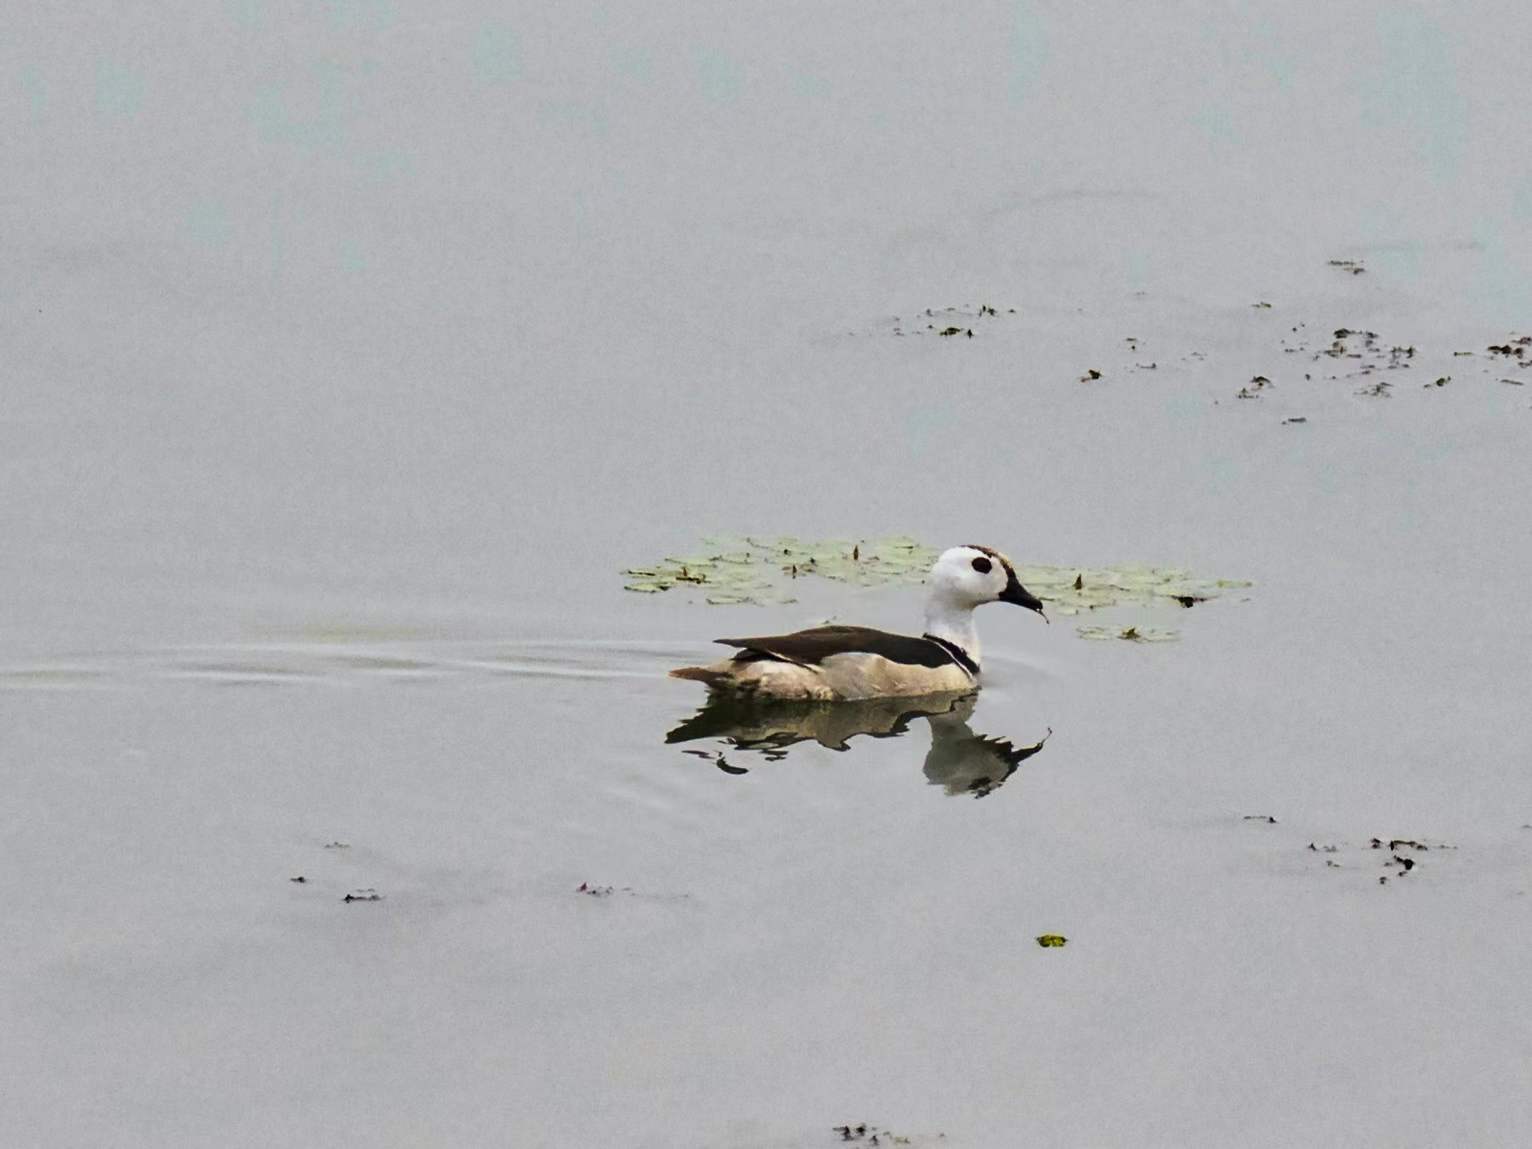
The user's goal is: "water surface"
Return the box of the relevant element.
[6,3,1532,1146]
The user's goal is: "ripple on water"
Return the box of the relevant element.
[0,638,691,691]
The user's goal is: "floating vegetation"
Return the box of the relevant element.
[1048,567,1251,616]
[1305,327,1428,389]
[1306,835,1459,886]
[1317,327,1374,363]
[1036,934,1068,948]
[884,303,1017,338]
[624,537,1251,626]
[1076,624,1179,643]
[834,1123,915,1144]
[624,536,934,604]
[575,881,691,903]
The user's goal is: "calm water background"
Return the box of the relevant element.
[5,5,1532,1146]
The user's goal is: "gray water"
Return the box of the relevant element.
[6,5,1532,1147]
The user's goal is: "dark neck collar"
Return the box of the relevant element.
[922,633,980,678]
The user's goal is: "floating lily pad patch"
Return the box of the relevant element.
[1075,624,1180,643]
[624,537,1251,626]
[1029,565,1251,616]
[623,536,939,604]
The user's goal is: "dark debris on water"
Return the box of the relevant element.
[833,1123,926,1145]
[1308,835,1459,885]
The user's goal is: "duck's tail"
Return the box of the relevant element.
[669,665,731,688]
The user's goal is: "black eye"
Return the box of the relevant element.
[971,556,992,574]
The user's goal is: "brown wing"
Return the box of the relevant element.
[715,625,954,669]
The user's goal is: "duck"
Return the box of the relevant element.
[669,545,1046,700]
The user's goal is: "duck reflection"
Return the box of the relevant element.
[666,691,1049,798]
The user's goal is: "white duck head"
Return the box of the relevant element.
[923,545,1046,668]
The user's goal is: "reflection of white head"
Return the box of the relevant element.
[923,545,1046,667]
[923,702,1049,798]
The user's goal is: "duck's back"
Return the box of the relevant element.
[671,624,975,701]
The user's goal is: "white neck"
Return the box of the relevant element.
[923,590,980,668]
